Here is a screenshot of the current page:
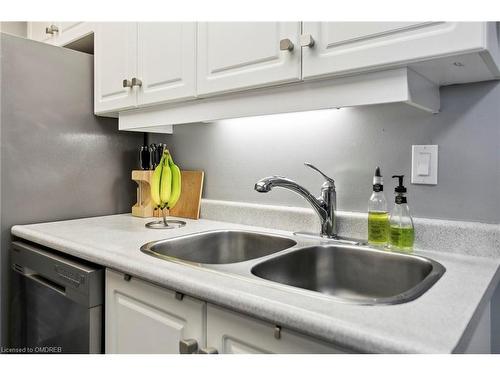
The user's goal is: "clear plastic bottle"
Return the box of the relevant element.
[389,175,414,253]
[368,167,389,247]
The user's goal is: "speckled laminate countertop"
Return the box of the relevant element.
[11,213,500,353]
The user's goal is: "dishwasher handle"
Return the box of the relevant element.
[19,269,67,296]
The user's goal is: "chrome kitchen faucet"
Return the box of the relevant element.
[255,163,337,238]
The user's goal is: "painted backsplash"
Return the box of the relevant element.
[152,80,500,224]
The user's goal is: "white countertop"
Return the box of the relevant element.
[11,213,500,353]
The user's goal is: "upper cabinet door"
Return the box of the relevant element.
[302,22,486,79]
[197,22,301,96]
[94,23,138,114]
[137,22,197,106]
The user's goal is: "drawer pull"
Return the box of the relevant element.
[274,325,282,340]
[175,291,184,301]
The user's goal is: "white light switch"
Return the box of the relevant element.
[417,152,431,175]
[411,145,438,185]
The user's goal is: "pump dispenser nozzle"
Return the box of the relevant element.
[392,175,407,193]
[389,174,414,252]
[375,167,381,177]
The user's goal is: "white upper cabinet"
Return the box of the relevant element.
[43,21,498,125]
[197,22,301,96]
[301,22,494,79]
[94,23,138,113]
[137,22,197,106]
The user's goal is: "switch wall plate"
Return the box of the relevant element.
[411,145,438,185]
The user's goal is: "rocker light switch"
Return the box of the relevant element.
[417,152,431,175]
[411,145,438,185]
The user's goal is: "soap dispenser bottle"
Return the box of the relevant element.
[389,175,414,252]
[368,167,389,247]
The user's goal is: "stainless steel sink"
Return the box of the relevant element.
[251,245,445,305]
[141,230,297,264]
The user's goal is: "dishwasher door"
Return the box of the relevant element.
[10,241,104,354]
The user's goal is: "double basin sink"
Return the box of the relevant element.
[141,230,445,305]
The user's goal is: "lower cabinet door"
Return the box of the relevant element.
[206,304,349,354]
[105,269,206,354]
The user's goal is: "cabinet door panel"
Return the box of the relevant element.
[302,22,484,79]
[197,22,301,96]
[105,269,206,354]
[137,22,197,106]
[94,23,137,113]
[206,304,347,354]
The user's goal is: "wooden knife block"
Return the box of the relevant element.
[131,169,204,219]
[131,170,155,218]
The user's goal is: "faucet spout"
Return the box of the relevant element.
[255,164,337,238]
[254,176,331,233]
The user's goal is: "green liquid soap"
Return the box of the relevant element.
[368,212,389,246]
[389,225,414,253]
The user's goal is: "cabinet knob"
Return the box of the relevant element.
[122,79,132,88]
[299,34,315,48]
[179,338,198,354]
[131,77,142,87]
[198,347,219,354]
[45,24,59,35]
[279,38,294,52]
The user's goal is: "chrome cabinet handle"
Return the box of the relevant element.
[198,347,219,354]
[131,77,142,87]
[122,79,132,88]
[45,24,59,35]
[179,338,198,354]
[279,38,294,51]
[300,34,315,47]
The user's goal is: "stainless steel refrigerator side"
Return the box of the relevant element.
[0,33,143,348]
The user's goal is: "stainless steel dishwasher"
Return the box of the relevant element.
[10,241,104,354]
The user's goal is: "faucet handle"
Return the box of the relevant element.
[304,162,335,186]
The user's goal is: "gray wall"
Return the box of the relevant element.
[0,34,142,346]
[153,80,500,224]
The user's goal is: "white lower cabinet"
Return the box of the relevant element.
[105,269,349,354]
[206,304,348,354]
[105,269,206,354]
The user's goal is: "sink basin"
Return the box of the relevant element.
[251,245,445,305]
[141,230,297,264]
